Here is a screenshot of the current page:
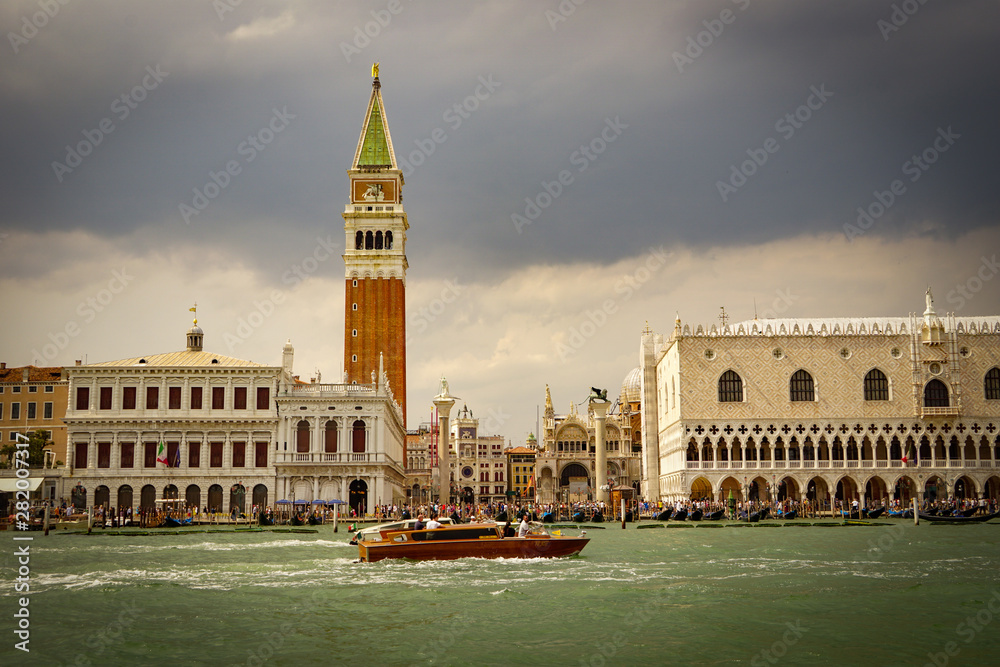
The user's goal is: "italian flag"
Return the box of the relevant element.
[156,441,170,466]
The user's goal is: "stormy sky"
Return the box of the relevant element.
[2,0,999,441]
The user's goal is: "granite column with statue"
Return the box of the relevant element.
[592,399,610,505]
[433,378,457,506]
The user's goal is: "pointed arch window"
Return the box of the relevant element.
[718,370,743,402]
[385,230,393,249]
[986,367,1000,400]
[923,379,949,407]
[790,370,815,402]
[864,369,889,401]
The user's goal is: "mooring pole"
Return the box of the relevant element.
[913,497,919,526]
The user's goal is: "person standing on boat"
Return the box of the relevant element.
[518,515,531,538]
[426,514,442,530]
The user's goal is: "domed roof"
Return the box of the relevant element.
[187,324,204,335]
[621,367,642,403]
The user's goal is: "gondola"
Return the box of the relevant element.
[401,510,411,520]
[705,509,725,521]
[886,509,913,519]
[308,514,324,526]
[778,509,797,520]
[290,514,307,526]
[688,509,703,521]
[624,510,634,522]
[450,512,463,524]
[918,511,999,524]
[541,512,555,523]
[840,510,861,520]
[865,508,885,519]
[258,514,274,526]
[163,516,191,528]
[572,512,585,523]
[655,508,673,521]
[495,511,509,523]
[739,510,760,522]
[960,508,978,518]
[672,509,688,522]
[591,512,604,523]
[758,507,770,520]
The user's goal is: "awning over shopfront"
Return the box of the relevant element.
[0,477,44,493]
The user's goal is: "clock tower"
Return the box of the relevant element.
[343,69,407,425]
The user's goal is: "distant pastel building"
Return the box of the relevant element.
[0,363,67,503]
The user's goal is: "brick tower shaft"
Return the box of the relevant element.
[343,72,408,425]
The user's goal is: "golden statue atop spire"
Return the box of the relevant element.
[371,62,379,78]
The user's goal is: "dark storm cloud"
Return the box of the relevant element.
[1,0,997,284]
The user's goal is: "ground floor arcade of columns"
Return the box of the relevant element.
[275,467,406,516]
[660,470,1000,508]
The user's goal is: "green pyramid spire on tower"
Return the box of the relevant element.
[353,72,397,170]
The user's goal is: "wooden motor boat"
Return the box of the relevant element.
[918,511,999,524]
[672,509,688,522]
[357,523,590,563]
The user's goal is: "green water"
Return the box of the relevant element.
[4,521,1000,666]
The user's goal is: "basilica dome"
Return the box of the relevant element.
[621,367,642,403]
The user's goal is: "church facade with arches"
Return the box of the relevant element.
[639,291,1000,508]
[534,385,642,505]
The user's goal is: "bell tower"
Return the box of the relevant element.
[343,66,408,425]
